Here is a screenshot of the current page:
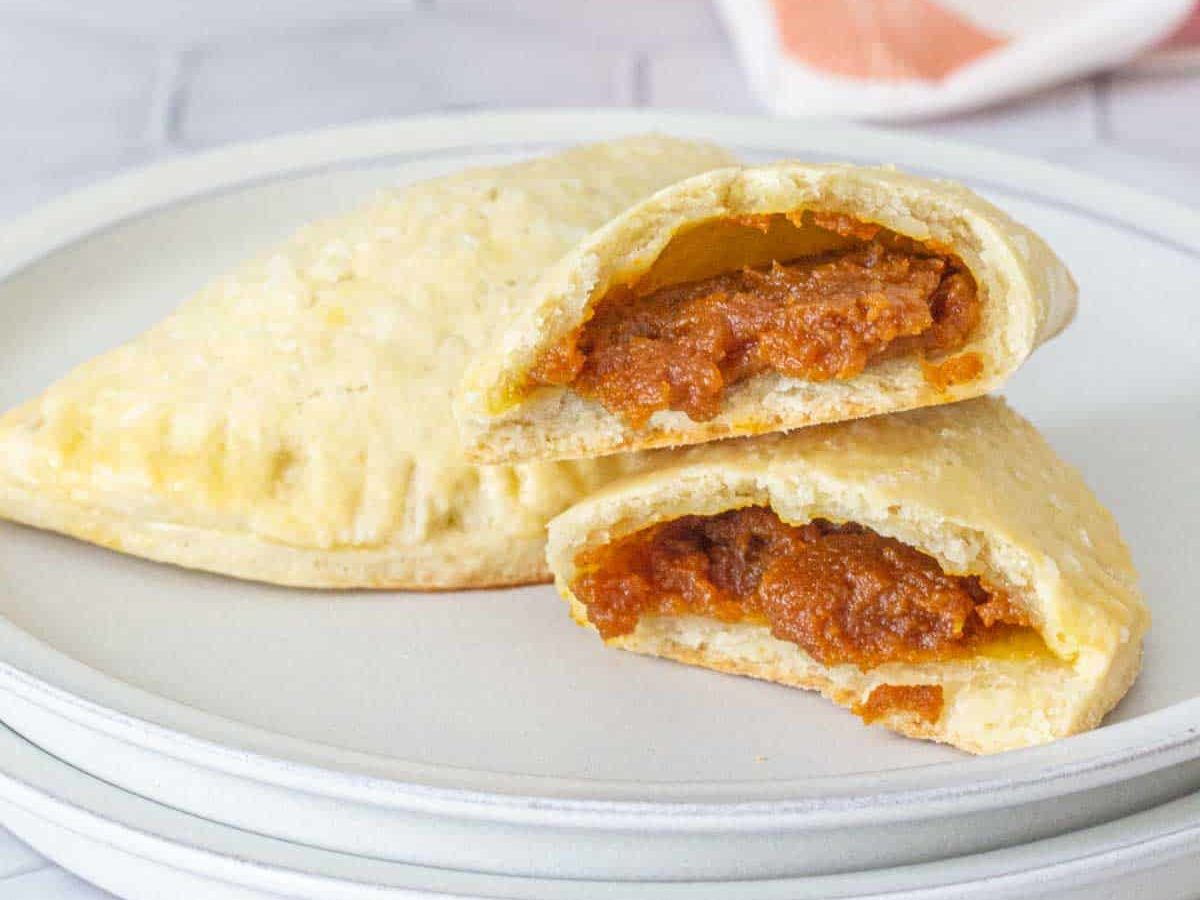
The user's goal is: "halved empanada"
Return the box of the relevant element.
[0,136,735,588]
[546,398,1146,753]
[458,163,1077,463]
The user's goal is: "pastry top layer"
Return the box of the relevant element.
[548,397,1146,664]
[0,136,735,553]
[458,162,1078,463]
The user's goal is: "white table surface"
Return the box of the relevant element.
[0,1,1197,896]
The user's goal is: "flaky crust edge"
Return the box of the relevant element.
[458,162,1078,463]
[0,475,549,590]
[543,398,1147,754]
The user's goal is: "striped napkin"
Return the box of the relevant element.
[715,0,1200,120]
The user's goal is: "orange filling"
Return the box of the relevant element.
[530,213,982,427]
[571,506,1031,672]
[854,684,945,725]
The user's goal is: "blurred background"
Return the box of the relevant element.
[2,0,1200,222]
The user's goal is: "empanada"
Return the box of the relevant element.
[458,163,1077,463]
[0,136,735,588]
[546,398,1146,753]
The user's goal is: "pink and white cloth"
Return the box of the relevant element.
[715,0,1200,120]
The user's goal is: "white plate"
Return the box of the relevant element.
[3,721,1200,900]
[0,111,1198,881]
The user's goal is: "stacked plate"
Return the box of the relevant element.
[0,111,1198,899]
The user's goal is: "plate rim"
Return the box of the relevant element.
[3,720,1200,899]
[5,654,1200,821]
[1,108,1198,816]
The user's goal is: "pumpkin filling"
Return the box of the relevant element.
[571,506,1033,672]
[854,684,945,725]
[529,212,982,427]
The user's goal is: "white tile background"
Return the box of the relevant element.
[0,1,1197,896]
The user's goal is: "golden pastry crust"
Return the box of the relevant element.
[457,163,1078,463]
[0,136,735,588]
[546,398,1147,753]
